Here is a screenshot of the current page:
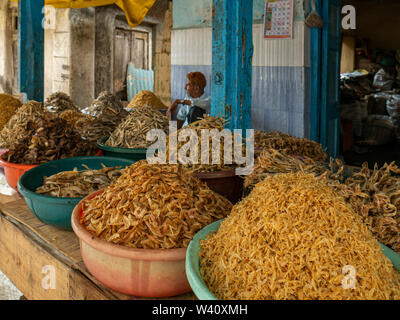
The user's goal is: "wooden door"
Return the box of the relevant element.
[114,28,132,99]
[114,28,150,100]
[132,31,149,70]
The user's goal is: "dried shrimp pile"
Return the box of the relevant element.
[255,130,327,162]
[199,172,400,300]
[167,115,242,173]
[0,100,45,148]
[106,105,169,148]
[77,91,129,142]
[36,164,123,198]
[80,161,232,249]
[44,92,80,113]
[127,90,167,110]
[6,113,98,164]
[0,93,22,131]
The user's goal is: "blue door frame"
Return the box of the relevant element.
[18,0,44,102]
[310,0,341,158]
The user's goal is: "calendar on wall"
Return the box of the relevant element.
[264,0,294,39]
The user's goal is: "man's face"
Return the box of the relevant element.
[185,79,202,98]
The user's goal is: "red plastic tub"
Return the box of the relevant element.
[71,189,191,298]
[0,149,103,191]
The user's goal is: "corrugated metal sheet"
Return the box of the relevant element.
[172,22,308,67]
[127,64,154,101]
[171,28,212,66]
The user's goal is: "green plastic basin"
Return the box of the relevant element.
[97,136,151,161]
[186,219,400,300]
[17,156,135,230]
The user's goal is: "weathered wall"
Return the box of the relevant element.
[153,1,172,106]
[95,0,170,102]
[171,0,311,138]
[0,1,16,94]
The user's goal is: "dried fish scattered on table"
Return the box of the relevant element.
[167,115,244,173]
[44,92,80,113]
[200,172,400,300]
[106,105,169,148]
[80,160,232,249]
[0,93,22,132]
[0,100,45,149]
[127,90,167,110]
[36,164,123,198]
[77,91,129,142]
[6,113,98,165]
[255,130,327,162]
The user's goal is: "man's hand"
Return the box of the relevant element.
[167,99,183,120]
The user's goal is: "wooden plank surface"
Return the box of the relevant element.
[0,195,195,300]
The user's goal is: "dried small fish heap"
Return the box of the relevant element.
[323,162,400,254]
[6,113,98,165]
[80,161,232,249]
[76,91,129,142]
[0,100,45,149]
[36,164,123,198]
[167,115,242,173]
[244,148,327,191]
[200,172,400,300]
[44,92,80,113]
[0,94,22,131]
[255,130,327,162]
[106,105,169,148]
[59,109,92,127]
[127,90,167,110]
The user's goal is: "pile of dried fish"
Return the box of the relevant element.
[36,164,123,198]
[106,105,169,148]
[255,130,327,162]
[200,172,400,300]
[0,100,45,149]
[77,91,129,142]
[244,148,327,191]
[80,161,232,249]
[127,90,167,110]
[6,113,98,164]
[167,115,243,173]
[0,94,22,131]
[323,162,400,254]
[44,92,80,113]
[59,110,92,127]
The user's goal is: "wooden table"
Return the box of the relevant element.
[0,193,195,300]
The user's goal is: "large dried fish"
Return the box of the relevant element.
[44,92,80,113]
[6,113,98,165]
[77,91,129,142]
[36,164,123,198]
[80,160,232,249]
[106,105,169,148]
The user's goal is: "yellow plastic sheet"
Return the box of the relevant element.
[11,0,156,28]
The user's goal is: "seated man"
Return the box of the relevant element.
[167,72,211,128]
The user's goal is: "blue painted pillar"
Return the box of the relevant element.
[19,0,44,102]
[211,0,253,131]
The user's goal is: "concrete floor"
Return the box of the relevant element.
[0,270,22,300]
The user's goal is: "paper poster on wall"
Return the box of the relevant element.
[264,0,294,39]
